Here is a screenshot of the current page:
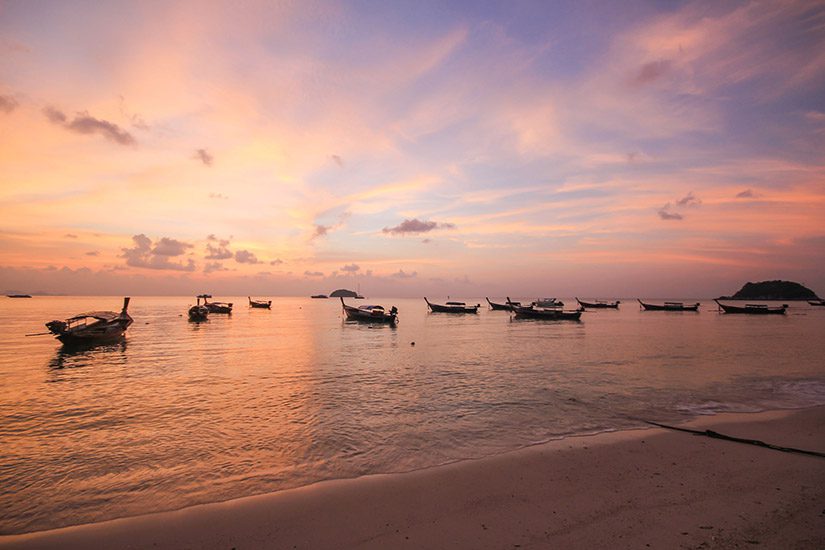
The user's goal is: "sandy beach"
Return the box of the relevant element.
[2,406,823,549]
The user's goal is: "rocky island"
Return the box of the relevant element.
[329,289,361,298]
[718,280,819,301]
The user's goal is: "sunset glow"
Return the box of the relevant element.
[1,0,824,297]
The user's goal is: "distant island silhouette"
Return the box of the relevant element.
[718,280,819,301]
[329,289,359,298]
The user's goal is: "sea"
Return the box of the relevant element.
[1,296,824,534]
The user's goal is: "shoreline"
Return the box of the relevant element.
[2,406,824,548]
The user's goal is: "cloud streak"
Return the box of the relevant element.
[43,106,136,146]
[382,218,456,235]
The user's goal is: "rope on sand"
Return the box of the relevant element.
[645,420,825,459]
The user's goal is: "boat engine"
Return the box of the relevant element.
[45,320,67,335]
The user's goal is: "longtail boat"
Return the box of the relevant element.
[507,297,582,321]
[188,295,209,322]
[341,298,397,324]
[532,298,564,308]
[486,297,519,310]
[809,299,825,307]
[714,299,786,315]
[202,295,232,314]
[576,297,620,309]
[249,297,272,309]
[45,297,133,345]
[424,298,479,313]
[638,299,700,312]
[6,294,32,298]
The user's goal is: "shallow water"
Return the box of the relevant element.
[1,296,824,533]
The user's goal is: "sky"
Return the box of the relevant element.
[1,0,824,298]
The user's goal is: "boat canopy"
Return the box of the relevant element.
[67,311,120,322]
[445,301,466,305]
[358,305,384,311]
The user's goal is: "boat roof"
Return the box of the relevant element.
[67,311,119,322]
[358,305,384,310]
[445,301,466,305]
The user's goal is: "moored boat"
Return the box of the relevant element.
[576,297,620,309]
[638,299,700,312]
[507,297,583,320]
[714,299,787,315]
[486,297,519,310]
[202,295,233,314]
[341,298,397,324]
[6,294,32,298]
[424,298,480,313]
[45,297,133,345]
[531,297,564,308]
[249,297,272,309]
[188,295,209,322]
[311,294,328,299]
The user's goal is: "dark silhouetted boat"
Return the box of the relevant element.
[486,297,519,310]
[202,295,232,314]
[576,297,620,309]
[341,298,397,324]
[6,294,32,298]
[311,294,328,299]
[45,297,133,345]
[809,299,825,307]
[638,299,700,312]
[189,296,209,322]
[249,297,271,309]
[507,297,582,320]
[425,298,480,313]
[531,298,564,308]
[714,299,786,315]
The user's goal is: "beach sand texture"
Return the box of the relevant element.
[2,407,823,549]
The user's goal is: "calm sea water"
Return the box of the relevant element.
[1,296,824,534]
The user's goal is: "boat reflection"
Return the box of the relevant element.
[48,340,128,371]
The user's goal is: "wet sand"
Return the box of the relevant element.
[2,406,824,549]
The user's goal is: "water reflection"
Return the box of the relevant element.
[47,340,129,375]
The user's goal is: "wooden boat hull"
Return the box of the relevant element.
[341,299,397,324]
[714,300,786,315]
[511,306,582,321]
[343,308,397,324]
[486,297,517,310]
[576,298,620,309]
[249,297,271,309]
[638,299,699,312]
[425,298,479,313]
[205,303,232,314]
[46,297,133,345]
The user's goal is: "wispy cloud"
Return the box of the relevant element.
[304,270,324,277]
[235,249,260,264]
[340,263,359,272]
[194,148,213,166]
[736,188,758,199]
[657,204,683,221]
[382,218,456,235]
[390,269,417,279]
[312,224,331,239]
[0,95,18,114]
[676,191,701,207]
[43,106,136,146]
[205,236,232,260]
